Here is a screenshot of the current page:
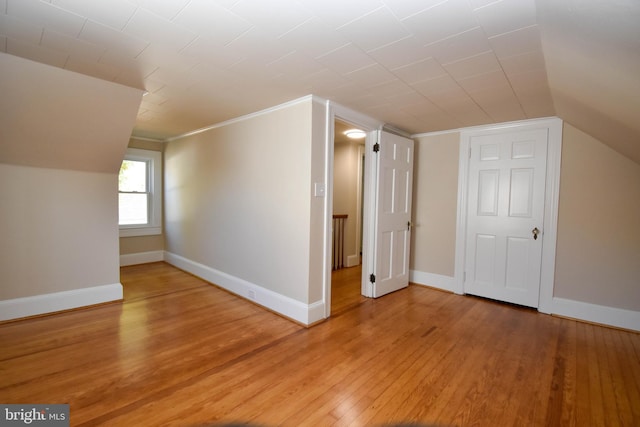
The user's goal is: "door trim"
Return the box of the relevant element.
[454,117,563,313]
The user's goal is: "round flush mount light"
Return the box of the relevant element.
[344,129,366,139]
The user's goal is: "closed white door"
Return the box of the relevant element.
[372,131,414,298]
[464,129,548,307]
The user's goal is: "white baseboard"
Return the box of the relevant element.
[120,250,164,266]
[410,270,638,331]
[410,270,457,293]
[346,254,360,268]
[550,297,640,332]
[0,283,123,322]
[164,251,326,326]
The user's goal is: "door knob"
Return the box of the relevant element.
[532,227,540,240]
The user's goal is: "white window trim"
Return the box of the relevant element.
[119,148,162,237]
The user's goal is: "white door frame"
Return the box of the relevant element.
[323,100,383,317]
[453,117,563,313]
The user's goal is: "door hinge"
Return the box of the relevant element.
[370,273,376,283]
[373,142,380,153]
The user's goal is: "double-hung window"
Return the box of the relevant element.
[118,148,162,237]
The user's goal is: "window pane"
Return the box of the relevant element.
[119,193,148,225]
[119,160,147,192]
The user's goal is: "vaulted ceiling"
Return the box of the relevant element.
[1,0,638,163]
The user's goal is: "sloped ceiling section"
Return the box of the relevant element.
[0,0,637,163]
[537,0,640,164]
[0,52,143,173]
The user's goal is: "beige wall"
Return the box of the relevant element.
[120,234,165,256]
[0,164,120,300]
[410,131,460,277]
[127,138,164,151]
[333,141,363,266]
[0,52,142,173]
[409,122,640,314]
[0,52,139,318]
[164,99,316,303]
[554,123,640,311]
[119,137,165,256]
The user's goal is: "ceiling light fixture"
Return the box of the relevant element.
[344,129,366,139]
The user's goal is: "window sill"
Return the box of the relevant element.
[119,226,162,238]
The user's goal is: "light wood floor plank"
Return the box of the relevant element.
[1,262,639,426]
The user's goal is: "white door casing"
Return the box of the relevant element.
[371,131,414,298]
[454,117,563,312]
[464,129,548,307]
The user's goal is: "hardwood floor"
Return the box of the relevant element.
[331,265,366,316]
[1,262,639,426]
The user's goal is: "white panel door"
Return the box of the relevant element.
[372,131,414,298]
[464,129,548,307]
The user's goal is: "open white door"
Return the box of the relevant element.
[370,131,414,298]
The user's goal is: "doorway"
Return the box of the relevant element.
[325,113,415,317]
[331,118,366,315]
[463,128,549,307]
[454,117,563,312]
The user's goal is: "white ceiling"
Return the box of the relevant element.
[1,0,638,162]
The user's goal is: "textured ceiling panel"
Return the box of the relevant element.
[0,0,637,163]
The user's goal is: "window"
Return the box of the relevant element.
[119,148,162,237]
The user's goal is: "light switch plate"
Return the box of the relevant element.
[314,182,325,197]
